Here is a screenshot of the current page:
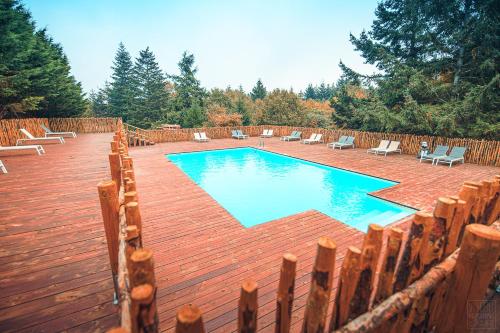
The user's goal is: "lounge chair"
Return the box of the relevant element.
[435,146,466,167]
[260,129,273,138]
[420,145,449,164]
[41,124,76,138]
[231,130,239,139]
[303,133,323,144]
[302,133,317,144]
[17,129,65,145]
[332,136,355,150]
[367,140,391,154]
[194,132,203,142]
[235,130,248,139]
[327,135,347,148]
[200,132,210,141]
[0,144,45,155]
[282,131,302,141]
[378,140,402,156]
[0,160,7,174]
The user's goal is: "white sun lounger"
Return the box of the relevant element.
[260,129,273,138]
[194,132,203,142]
[332,136,355,149]
[367,140,390,154]
[41,124,76,138]
[200,132,210,141]
[378,140,402,156]
[0,160,7,174]
[302,133,317,144]
[0,144,45,155]
[17,129,65,145]
[302,133,323,144]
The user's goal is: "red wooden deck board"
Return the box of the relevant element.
[0,134,497,332]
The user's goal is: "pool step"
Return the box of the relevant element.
[354,210,412,227]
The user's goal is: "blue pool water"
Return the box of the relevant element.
[167,148,415,232]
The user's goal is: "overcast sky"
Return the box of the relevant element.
[24,0,379,93]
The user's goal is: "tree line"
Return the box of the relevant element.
[90,44,335,129]
[1,0,498,140]
[0,0,86,119]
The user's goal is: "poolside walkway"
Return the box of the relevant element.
[0,134,497,332]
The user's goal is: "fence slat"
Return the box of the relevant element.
[238,279,258,333]
[275,253,297,333]
[436,224,500,332]
[302,236,337,333]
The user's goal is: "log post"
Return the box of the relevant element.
[126,169,136,182]
[484,179,500,225]
[97,180,120,299]
[464,181,486,223]
[436,224,500,332]
[329,246,361,331]
[126,180,137,193]
[125,191,138,204]
[176,304,206,333]
[406,213,436,283]
[275,253,297,333]
[444,197,466,256]
[302,236,336,333]
[238,279,258,333]
[111,141,119,153]
[109,153,122,192]
[393,212,427,292]
[373,227,403,305]
[126,226,141,273]
[107,328,128,333]
[349,224,383,317]
[459,184,480,225]
[129,249,155,288]
[130,284,159,333]
[126,202,143,243]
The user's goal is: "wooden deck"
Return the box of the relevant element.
[0,134,498,332]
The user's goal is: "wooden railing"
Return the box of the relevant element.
[100,124,500,333]
[98,120,159,332]
[123,123,155,147]
[0,117,120,146]
[139,125,500,167]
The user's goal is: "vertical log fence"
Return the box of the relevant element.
[101,120,500,333]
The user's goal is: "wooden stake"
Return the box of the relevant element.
[406,212,435,283]
[329,246,361,331]
[373,227,403,305]
[444,197,466,256]
[130,284,159,333]
[459,184,480,225]
[108,153,122,192]
[97,180,120,296]
[126,202,143,238]
[125,191,138,204]
[125,169,135,182]
[238,279,258,333]
[126,226,141,274]
[111,141,119,153]
[129,249,155,288]
[349,224,383,317]
[302,236,336,333]
[275,253,297,333]
[436,224,500,332]
[126,180,137,193]
[176,304,206,333]
[393,213,427,292]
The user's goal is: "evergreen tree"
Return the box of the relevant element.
[131,47,169,128]
[250,79,267,100]
[108,42,135,120]
[168,51,206,127]
[234,96,250,125]
[89,84,110,117]
[0,0,85,118]
[304,84,316,100]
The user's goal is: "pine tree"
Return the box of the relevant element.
[131,47,169,128]
[108,42,135,120]
[234,96,250,125]
[250,79,267,100]
[0,0,85,118]
[168,51,206,127]
[304,84,316,100]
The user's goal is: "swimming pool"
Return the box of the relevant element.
[167,147,415,231]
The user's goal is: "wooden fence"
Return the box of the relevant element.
[0,117,120,146]
[102,122,500,333]
[138,125,500,167]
